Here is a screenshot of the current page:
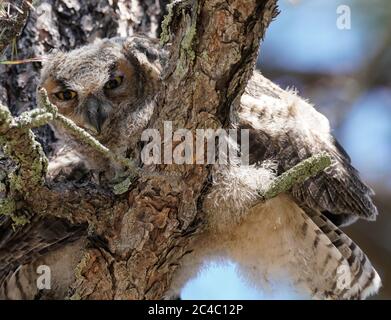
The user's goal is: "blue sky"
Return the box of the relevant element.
[340,88,391,182]
[181,261,305,300]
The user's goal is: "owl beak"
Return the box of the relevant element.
[84,96,109,135]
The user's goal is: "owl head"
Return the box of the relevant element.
[39,36,163,137]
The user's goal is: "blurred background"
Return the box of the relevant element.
[183,0,391,300]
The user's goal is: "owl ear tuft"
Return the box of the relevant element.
[121,35,166,82]
[39,50,66,86]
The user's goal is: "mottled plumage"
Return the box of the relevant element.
[0,215,86,299]
[40,36,164,180]
[0,36,381,299]
[168,72,380,300]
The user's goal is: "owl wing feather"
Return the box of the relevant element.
[297,205,381,299]
[237,71,381,299]
[241,71,378,226]
[0,215,86,298]
[291,137,377,224]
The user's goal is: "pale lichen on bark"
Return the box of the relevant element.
[160,0,186,45]
[13,109,53,129]
[260,153,332,201]
[0,102,47,196]
[0,198,29,227]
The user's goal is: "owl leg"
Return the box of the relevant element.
[203,163,277,232]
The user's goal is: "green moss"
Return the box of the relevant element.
[180,12,197,61]
[6,132,48,194]
[0,103,13,129]
[10,214,30,228]
[74,252,91,280]
[0,198,30,228]
[9,173,23,193]
[0,198,16,215]
[112,176,134,195]
[173,58,188,79]
[174,2,201,80]
[261,153,332,200]
[68,293,81,300]
[160,1,199,79]
[160,1,177,45]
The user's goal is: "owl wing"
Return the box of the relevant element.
[240,71,378,226]
[294,201,381,299]
[291,137,377,226]
[238,72,381,298]
[0,214,86,298]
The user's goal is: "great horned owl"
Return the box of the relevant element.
[0,36,381,300]
[39,36,164,181]
[169,73,381,300]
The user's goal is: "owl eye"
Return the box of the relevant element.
[104,76,123,90]
[54,90,77,101]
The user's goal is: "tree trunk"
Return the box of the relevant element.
[0,0,278,299]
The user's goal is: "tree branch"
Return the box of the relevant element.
[13,108,53,129]
[260,152,332,201]
[0,102,47,195]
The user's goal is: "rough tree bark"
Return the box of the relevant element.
[0,0,288,299]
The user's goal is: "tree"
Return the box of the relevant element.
[1,0,330,299]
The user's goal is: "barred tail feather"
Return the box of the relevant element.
[168,194,381,300]
[218,194,381,300]
[300,207,381,299]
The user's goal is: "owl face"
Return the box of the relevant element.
[40,39,144,137]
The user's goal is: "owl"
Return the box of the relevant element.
[39,36,165,181]
[0,36,381,300]
[168,73,381,300]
